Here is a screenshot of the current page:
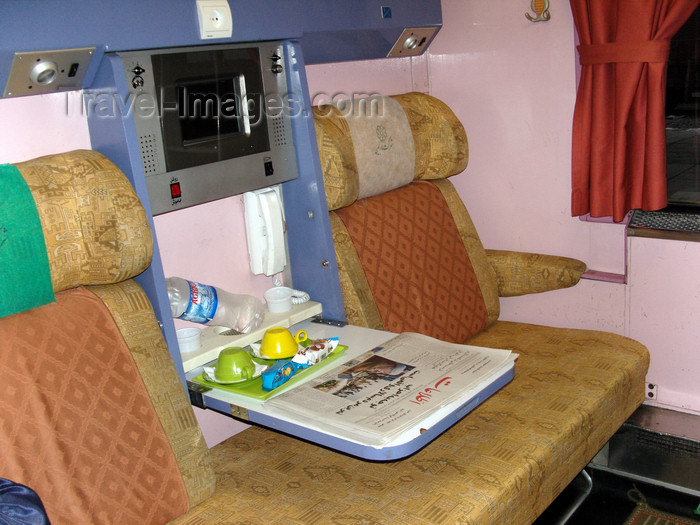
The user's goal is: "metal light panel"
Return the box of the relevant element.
[3,47,96,98]
[387,26,440,58]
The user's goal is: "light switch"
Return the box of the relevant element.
[196,0,233,39]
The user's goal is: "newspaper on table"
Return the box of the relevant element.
[265,332,517,447]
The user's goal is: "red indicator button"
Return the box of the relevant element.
[170,182,182,199]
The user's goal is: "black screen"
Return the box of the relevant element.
[152,46,269,171]
[177,78,241,145]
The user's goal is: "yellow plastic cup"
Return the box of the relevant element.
[259,327,307,359]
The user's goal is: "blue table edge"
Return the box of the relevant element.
[202,361,515,461]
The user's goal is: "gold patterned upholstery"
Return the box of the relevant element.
[392,91,469,180]
[0,286,191,524]
[314,92,469,212]
[173,322,648,525]
[313,104,360,210]
[2,109,647,524]
[433,178,501,322]
[318,94,501,332]
[1,150,214,523]
[327,175,503,330]
[315,93,586,333]
[17,152,215,509]
[486,250,588,297]
[15,150,153,292]
[244,91,651,524]
[89,281,215,508]
[334,181,490,341]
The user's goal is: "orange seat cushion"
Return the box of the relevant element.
[334,181,489,342]
[0,287,189,524]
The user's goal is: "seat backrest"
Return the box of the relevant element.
[314,93,500,343]
[0,151,214,524]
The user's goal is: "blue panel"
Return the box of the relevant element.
[0,0,441,93]
[300,29,399,64]
[0,0,300,94]
[300,0,442,63]
[0,0,441,56]
[83,42,346,385]
[1,0,442,384]
[85,55,188,385]
[0,0,304,52]
[301,1,441,32]
[281,42,346,322]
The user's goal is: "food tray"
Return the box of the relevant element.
[191,345,347,400]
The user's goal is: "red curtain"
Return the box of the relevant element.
[570,0,699,222]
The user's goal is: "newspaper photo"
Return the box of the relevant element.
[265,332,517,446]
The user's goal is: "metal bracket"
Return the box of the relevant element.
[311,315,347,327]
[187,380,211,409]
[230,404,250,420]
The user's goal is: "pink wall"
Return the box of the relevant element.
[425,0,700,413]
[1,0,698,447]
[427,0,629,330]
[628,237,700,412]
[0,92,90,163]
[307,0,700,414]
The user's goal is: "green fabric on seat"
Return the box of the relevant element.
[0,164,54,317]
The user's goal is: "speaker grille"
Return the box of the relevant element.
[270,114,289,148]
[138,134,162,174]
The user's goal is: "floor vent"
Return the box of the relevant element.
[590,406,700,497]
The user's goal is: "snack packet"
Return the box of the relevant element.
[291,337,339,366]
[261,360,307,391]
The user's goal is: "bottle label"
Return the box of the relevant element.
[179,280,218,324]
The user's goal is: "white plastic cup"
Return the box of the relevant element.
[264,286,293,313]
[176,327,202,353]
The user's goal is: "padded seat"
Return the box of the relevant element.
[0,151,214,524]
[0,93,649,524]
[174,322,647,524]
[176,93,649,523]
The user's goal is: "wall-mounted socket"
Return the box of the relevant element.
[646,383,658,400]
[196,0,233,40]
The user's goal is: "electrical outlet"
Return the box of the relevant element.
[196,0,232,39]
[646,383,658,400]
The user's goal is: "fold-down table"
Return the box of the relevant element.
[183,305,514,461]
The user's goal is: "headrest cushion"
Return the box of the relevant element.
[15,150,153,292]
[314,92,468,211]
[392,92,469,180]
[343,95,415,201]
[314,104,360,210]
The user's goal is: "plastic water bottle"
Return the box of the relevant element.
[166,277,264,334]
